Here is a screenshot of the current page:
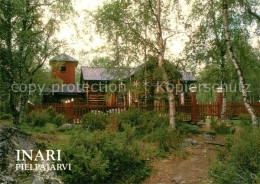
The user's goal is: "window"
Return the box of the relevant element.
[60,66,66,72]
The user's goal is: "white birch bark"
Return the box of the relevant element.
[222,0,258,127]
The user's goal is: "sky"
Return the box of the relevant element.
[57,0,105,65]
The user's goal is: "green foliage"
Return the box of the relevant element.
[23,108,189,183]
[93,0,183,85]
[0,0,73,124]
[195,36,260,103]
[144,125,182,156]
[186,0,260,103]
[57,125,151,184]
[134,56,181,83]
[30,68,63,105]
[46,106,57,119]
[112,109,183,156]
[114,108,144,126]
[176,123,200,135]
[27,107,68,127]
[210,118,235,135]
[0,113,12,120]
[52,114,68,127]
[137,112,169,133]
[215,123,235,135]
[81,113,108,131]
[27,110,50,127]
[209,129,260,184]
[238,114,253,127]
[115,108,169,135]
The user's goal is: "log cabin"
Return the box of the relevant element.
[43,54,196,106]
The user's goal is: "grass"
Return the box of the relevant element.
[0,119,14,126]
[3,117,72,147]
[231,120,243,127]
[0,119,72,149]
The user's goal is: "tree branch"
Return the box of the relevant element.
[247,8,260,22]
[240,0,260,22]
[117,19,160,54]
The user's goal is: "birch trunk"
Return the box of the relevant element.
[222,0,258,127]
[156,0,176,129]
[210,0,227,121]
[158,55,176,129]
[221,86,227,121]
[221,58,227,121]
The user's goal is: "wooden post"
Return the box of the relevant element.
[217,87,223,119]
[64,101,74,123]
[177,79,183,104]
[106,93,112,107]
[128,91,132,107]
[86,81,89,105]
[190,86,198,122]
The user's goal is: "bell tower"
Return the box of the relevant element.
[50,54,78,84]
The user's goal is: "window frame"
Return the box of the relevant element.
[60,66,67,72]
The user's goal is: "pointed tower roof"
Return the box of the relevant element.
[50,53,78,66]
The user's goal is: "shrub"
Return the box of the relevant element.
[115,108,143,126]
[81,113,108,131]
[209,129,260,183]
[176,123,200,135]
[238,114,253,128]
[46,107,56,119]
[175,112,186,123]
[27,108,68,127]
[52,114,68,127]
[0,113,12,120]
[113,109,183,155]
[143,124,182,156]
[214,123,235,135]
[136,111,168,134]
[210,117,218,129]
[27,110,50,127]
[210,118,235,135]
[238,113,251,121]
[114,109,169,135]
[56,125,151,184]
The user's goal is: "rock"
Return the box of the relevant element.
[0,124,63,183]
[203,133,215,141]
[90,110,104,114]
[0,175,17,184]
[32,160,63,184]
[182,139,200,148]
[60,123,73,129]
[32,173,63,184]
[32,175,44,184]
[107,109,123,113]
[197,120,205,127]
[191,120,205,127]
[191,156,199,162]
[0,124,36,176]
[172,176,186,184]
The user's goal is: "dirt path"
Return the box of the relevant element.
[143,124,225,184]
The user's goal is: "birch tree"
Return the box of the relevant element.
[186,0,259,125]
[0,0,72,124]
[184,0,228,121]
[93,0,185,129]
[222,0,258,127]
